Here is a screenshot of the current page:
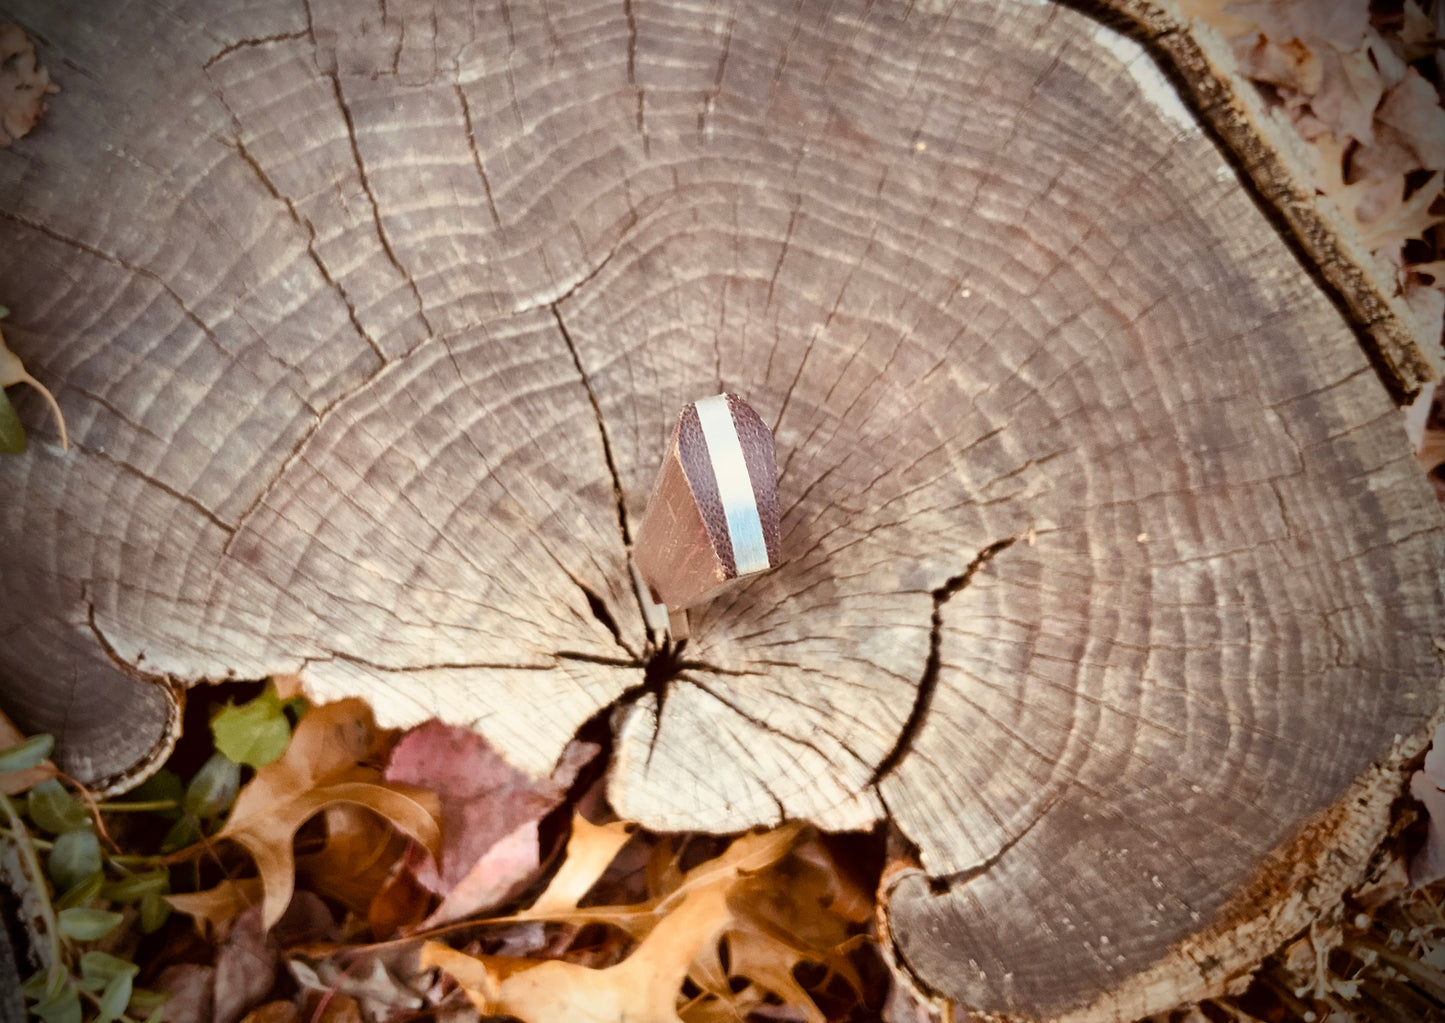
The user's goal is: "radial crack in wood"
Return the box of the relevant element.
[0,0,1440,1020]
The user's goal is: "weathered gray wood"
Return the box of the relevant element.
[0,1,1440,1019]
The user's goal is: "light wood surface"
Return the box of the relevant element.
[0,0,1440,1018]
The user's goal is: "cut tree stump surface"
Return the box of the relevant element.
[1,1,1442,1020]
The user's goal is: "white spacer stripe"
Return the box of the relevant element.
[694,394,771,575]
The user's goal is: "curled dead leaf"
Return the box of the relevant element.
[167,878,264,940]
[426,882,735,1023]
[174,701,441,930]
[424,822,878,1023]
[219,773,441,929]
[0,316,67,452]
[525,816,635,918]
[0,24,58,146]
[297,804,412,923]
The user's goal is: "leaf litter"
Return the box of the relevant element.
[7,667,1445,1023]
[0,685,899,1023]
[1182,0,1445,544]
[1181,0,1444,308]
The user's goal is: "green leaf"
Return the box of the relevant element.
[57,906,124,941]
[160,816,199,852]
[103,869,168,903]
[28,779,90,835]
[139,888,170,934]
[94,971,133,1023]
[47,828,101,891]
[30,977,81,1023]
[126,770,184,819]
[54,871,104,911]
[212,687,291,768]
[79,951,139,991]
[183,753,240,820]
[0,388,26,455]
[22,968,60,1000]
[127,988,168,1018]
[0,732,52,772]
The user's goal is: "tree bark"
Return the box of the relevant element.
[0,0,1440,1019]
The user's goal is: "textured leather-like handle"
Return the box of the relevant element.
[633,394,780,613]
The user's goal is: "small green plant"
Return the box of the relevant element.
[0,682,304,1022]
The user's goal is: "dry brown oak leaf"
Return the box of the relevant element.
[0,23,56,147]
[423,820,872,1023]
[167,699,442,931]
[0,1,1441,1020]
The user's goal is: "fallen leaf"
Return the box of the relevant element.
[1409,719,1445,886]
[1226,0,1383,148]
[1227,0,1371,53]
[1306,43,1384,147]
[1355,170,1442,251]
[1364,26,1409,90]
[1235,33,1325,100]
[213,908,278,1023]
[155,964,215,1023]
[287,950,425,1020]
[366,861,431,939]
[420,943,499,1010]
[167,879,263,940]
[1310,132,1444,255]
[385,721,595,920]
[1205,0,1445,341]
[236,699,380,794]
[0,314,67,451]
[424,824,836,1023]
[421,818,540,927]
[209,700,441,928]
[296,804,411,923]
[1404,286,1444,381]
[526,816,635,918]
[315,993,363,1023]
[1176,0,1258,40]
[1375,69,1445,170]
[0,24,58,146]
[426,882,728,1023]
[237,1003,298,1023]
[1395,0,1435,62]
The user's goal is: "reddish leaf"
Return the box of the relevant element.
[385,721,596,915]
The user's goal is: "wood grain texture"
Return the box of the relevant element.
[0,0,1440,1018]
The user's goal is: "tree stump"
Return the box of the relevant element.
[1,0,1441,1019]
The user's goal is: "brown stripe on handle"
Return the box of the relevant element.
[677,401,737,576]
[633,393,781,615]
